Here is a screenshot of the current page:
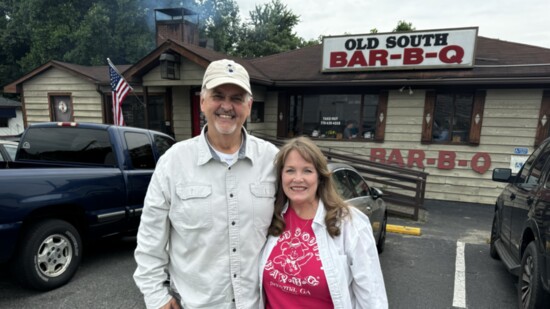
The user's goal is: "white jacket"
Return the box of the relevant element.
[259,201,388,308]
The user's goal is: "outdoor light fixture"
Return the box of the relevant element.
[160,53,180,80]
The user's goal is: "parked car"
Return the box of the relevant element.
[0,139,18,163]
[329,162,387,253]
[0,122,175,291]
[490,137,550,309]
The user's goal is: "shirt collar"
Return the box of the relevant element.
[197,125,250,165]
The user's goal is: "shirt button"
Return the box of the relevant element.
[233,248,236,252]
[228,167,231,170]
[233,274,237,278]
[231,221,235,225]
[232,299,235,302]
[230,193,234,198]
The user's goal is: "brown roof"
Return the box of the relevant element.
[3,60,132,93]
[5,36,550,94]
[123,40,271,85]
[249,36,550,87]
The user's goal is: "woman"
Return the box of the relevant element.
[259,136,388,308]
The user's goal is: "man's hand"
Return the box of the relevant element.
[159,297,180,309]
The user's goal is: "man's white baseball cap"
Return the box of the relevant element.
[202,59,252,95]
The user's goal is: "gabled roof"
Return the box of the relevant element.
[249,36,550,87]
[5,35,550,94]
[3,60,131,93]
[123,39,272,85]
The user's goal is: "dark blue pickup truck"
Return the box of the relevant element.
[0,122,175,291]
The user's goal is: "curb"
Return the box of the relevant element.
[387,224,422,236]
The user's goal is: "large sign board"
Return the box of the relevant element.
[322,27,478,72]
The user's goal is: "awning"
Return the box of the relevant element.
[0,108,16,118]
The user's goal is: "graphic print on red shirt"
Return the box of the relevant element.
[263,207,333,308]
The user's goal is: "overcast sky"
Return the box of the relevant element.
[235,0,550,49]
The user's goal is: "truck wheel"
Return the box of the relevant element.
[489,211,500,260]
[13,219,82,291]
[518,242,550,309]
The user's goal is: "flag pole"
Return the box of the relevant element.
[107,58,145,107]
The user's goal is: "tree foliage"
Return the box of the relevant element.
[393,20,416,32]
[196,0,242,54]
[0,0,154,91]
[234,0,304,58]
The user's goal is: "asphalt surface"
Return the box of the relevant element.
[0,199,510,309]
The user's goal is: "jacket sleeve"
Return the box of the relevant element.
[133,160,173,309]
[347,209,389,309]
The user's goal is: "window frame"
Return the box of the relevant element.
[534,90,550,147]
[421,90,485,145]
[49,94,74,122]
[281,91,388,142]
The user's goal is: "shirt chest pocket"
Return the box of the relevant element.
[250,182,276,230]
[171,184,213,229]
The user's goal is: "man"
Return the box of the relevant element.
[134,59,279,309]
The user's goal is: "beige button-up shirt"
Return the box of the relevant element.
[134,127,278,309]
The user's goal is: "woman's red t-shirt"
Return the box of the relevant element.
[262,207,334,309]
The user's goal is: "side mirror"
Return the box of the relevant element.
[492,168,512,183]
[370,187,384,199]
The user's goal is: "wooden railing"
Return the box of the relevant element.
[253,133,429,220]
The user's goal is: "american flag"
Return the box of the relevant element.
[108,58,131,126]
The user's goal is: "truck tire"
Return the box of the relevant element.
[518,242,550,309]
[13,219,82,291]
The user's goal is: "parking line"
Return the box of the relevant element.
[386,224,421,236]
[452,241,466,308]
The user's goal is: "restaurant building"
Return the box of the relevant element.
[4,9,550,204]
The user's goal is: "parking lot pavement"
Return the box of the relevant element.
[388,199,494,244]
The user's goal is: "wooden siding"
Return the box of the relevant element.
[172,86,192,141]
[22,69,103,124]
[142,58,203,87]
[293,89,544,205]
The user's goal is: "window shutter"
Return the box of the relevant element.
[468,90,486,145]
[534,90,550,147]
[374,91,388,142]
[421,91,436,144]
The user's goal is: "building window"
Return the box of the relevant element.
[422,90,485,145]
[287,92,388,141]
[50,95,73,122]
[250,101,264,123]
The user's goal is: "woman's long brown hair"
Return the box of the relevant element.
[268,136,349,237]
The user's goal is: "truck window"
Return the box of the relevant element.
[517,141,550,185]
[18,127,114,165]
[154,135,175,157]
[125,132,155,169]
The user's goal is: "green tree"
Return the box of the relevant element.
[0,0,154,91]
[235,0,303,58]
[64,0,154,65]
[197,0,242,54]
[393,20,415,32]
